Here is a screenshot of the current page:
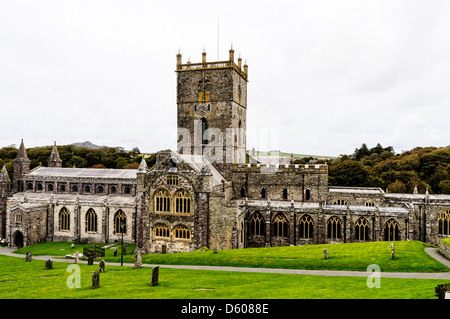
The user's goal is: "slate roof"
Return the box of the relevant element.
[27,167,138,180]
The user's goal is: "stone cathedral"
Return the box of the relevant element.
[1,48,450,253]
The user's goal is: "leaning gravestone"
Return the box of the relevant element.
[134,250,143,269]
[25,252,32,262]
[88,256,94,265]
[92,271,100,289]
[45,259,53,270]
[99,260,105,273]
[151,266,159,286]
[323,248,329,260]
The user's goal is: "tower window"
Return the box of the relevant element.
[260,188,266,199]
[201,117,208,145]
[282,188,288,200]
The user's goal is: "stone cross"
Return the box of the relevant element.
[74,251,81,264]
[134,250,143,269]
[92,271,100,289]
[151,266,159,286]
[323,248,329,260]
[25,251,32,262]
[45,259,53,270]
[99,260,105,273]
[391,242,395,260]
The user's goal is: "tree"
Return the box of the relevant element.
[328,160,370,187]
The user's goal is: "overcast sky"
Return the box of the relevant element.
[1,0,449,157]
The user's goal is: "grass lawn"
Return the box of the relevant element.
[14,241,449,273]
[0,255,447,299]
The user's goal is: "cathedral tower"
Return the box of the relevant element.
[13,139,30,192]
[176,47,248,176]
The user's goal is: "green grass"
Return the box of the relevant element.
[98,241,447,273]
[442,237,450,247]
[0,255,447,299]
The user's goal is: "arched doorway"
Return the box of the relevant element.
[13,231,24,248]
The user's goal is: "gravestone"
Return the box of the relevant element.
[134,250,143,269]
[45,259,53,270]
[445,292,450,299]
[74,251,81,264]
[88,256,94,265]
[123,245,127,255]
[151,266,159,286]
[71,243,74,249]
[323,248,329,260]
[99,260,105,273]
[92,271,100,289]
[25,252,32,262]
[213,248,217,254]
[113,249,117,257]
[391,242,395,260]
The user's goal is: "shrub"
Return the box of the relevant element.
[435,283,450,299]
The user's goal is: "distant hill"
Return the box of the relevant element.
[70,141,107,150]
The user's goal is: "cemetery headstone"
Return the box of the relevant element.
[25,251,32,262]
[391,242,395,260]
[45,259,53,270]
[113,249,117,257]
[99,260,105,273]
[134,250,143,269]
[71,243,74,249]
[92,271,100,289]
[88,256,94,265]
[123,245,127,255]
[74,251,81,264]
[323,248,329,260]
[151,266,159,286]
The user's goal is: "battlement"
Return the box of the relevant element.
[175,48,248,81]
[232,162,328,173]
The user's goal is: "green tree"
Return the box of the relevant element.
[328,160,370,187]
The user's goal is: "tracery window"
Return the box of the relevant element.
[365,201,375,207]
[114,210,126,234]
[332,199,347,205]
[59,207,70,231]
[384,218,400,241]
[155,189,171,213]
[175,190,191,213]
[174,225,191,239]
[327,216,342,239]
[154,224,170,238]
[85,208,97,233]
[166,175,179,186]
[299,214,314,239]
[249,211,265,236]
[355,217,370,241]
[439,209,450,236]
[273,213,288,237]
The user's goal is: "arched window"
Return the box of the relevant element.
[37,183,43,191]
[327,216,342,239]
[273,213,288,237]
[124,186,131,194]
[48,184,54,192]
[174,225,191,239]
[97,185,104,194]
[260,188,266,199]
[282,188,288,200]
[154,224,170,238]
[438,209,450,236]
[201,117,208,145]
[155,189,171,213]
[240,187,246,198]
[27,183,33,190]
[249,212,265,236]
[332,199,348,205]
[175,190,191,213]
[114,210,126,234]
[299,214,314,239]
[110,186,117,194]
[84,185,91,193]
[85,208,97,233]
[305,189,311,201]
[72,185,78,193]
[365,201,375,207]
[59,184,66,192]
[59,207,70,231]
[384,219,400,241]
[355,217,369,241]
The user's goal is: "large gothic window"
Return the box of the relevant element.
[174,225,191,239]
[438,209,450,236]
[175,190,191,214]
[249,212,265,236]
[299,214,314,239]
[154,223,170,238]
[273,213,288,237]
[155,189,171,213]
[355,217,370,241]
[59,207,70,231]
[384,219,400,241]
[114,210,126,234]
[85,208,97,233]
[327,216,342,239]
